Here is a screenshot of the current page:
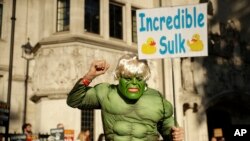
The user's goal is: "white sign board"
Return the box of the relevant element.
[137,3,208,59]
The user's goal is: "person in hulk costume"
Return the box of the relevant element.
[67,54,184,141]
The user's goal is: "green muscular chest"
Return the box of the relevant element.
[101,88,164,124]
[100,89,164,140]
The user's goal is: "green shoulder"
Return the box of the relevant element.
[144,87,174,117]
[144,87,163,97]
[94,83,116,101]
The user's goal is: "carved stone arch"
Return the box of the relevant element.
[204,90,250,112]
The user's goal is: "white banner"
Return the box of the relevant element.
[137,3,208,59]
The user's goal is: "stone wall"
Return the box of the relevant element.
[32,42,163,98]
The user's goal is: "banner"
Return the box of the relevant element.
[50,128,64,141]
[10,134,26,141]
[64,129,74,141]
[136,3,208,59]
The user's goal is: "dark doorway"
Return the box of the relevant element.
[206,92,250,141]
[206,108,231,141]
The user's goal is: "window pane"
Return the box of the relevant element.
[57,0,70,32]
[0,3,3,37]
[84,0,100,34]
[132,8,137,43]
[81,109,94,141]
[109,3,123,39]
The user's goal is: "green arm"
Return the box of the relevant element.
[67,79,101,109]
[157,99,176,141]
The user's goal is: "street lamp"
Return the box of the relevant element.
[21,38,34,125]
[21,38,34,60]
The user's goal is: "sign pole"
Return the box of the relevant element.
[171,58,178,126]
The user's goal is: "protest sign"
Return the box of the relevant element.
[137,3,208,59]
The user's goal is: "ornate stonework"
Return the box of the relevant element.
[31,43,162,97]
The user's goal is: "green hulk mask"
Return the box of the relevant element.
[118,77,146,100]
[115,55,150,100]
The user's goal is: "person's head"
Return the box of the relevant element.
[57,123,64,128]
[22,123,32,134]
[211,137,217,141]
[115,54,151,101]
[82,129,90,136]
[78,129,90,141]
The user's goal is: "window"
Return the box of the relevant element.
[84,0,100,34]
[131,8,137,43]
[0,2,3,38]
[81,109,94,140]
[56,0,70,32]
[109,2,123,39]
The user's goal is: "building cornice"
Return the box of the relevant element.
[33,34,138,54]
[0,65,8,71]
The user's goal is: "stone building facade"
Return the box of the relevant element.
[0,0,249,141]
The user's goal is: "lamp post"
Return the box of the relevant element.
[21,38,34,125]
[6,0,16,140]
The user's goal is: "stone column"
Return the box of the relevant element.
[125,3,132,45]
[70,0,84,35]
[102,0,109,40]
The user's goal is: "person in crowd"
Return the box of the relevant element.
[67,54,184,141]
[211,137,217,141]
[22,123,33,141]
[22,123,32,136]
[77,129,91,141]
[57,123,64,129]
